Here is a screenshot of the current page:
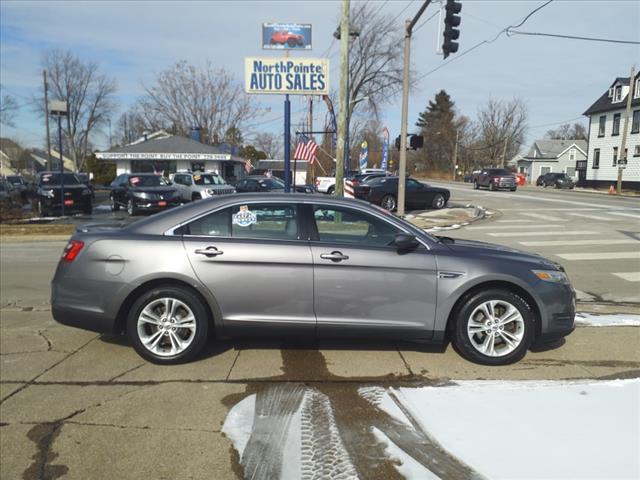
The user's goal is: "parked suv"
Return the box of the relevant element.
[110,173,181,216]
[170,171,235,202]
[536,172,575,189]
[473,168,517,191]
[34,172,93,216]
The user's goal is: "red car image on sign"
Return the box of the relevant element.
[270,30,304,47]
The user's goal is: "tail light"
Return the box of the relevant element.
[351,179,360,186]
[315,179,320,187]
[61,240,84,263]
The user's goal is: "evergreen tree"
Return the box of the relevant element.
[415,90,458,173]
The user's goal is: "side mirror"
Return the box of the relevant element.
[394,233,420,251]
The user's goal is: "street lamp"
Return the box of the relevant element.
[50,100,68,217]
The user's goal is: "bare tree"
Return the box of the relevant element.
[252,132,283,159]
[39,50,117,171]
[344,2,405,148]
[0,86,19,127]
[134,61,264,144]
[545,122,587,141]
[476,98,528,165]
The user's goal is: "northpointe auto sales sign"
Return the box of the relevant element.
[244,57,329,95]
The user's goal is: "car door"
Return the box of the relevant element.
[307,204,438,338]
[113,175,127,206]
[406,179,428,209]
[182,201,315,336]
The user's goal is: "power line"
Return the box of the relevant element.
[414,9,439,33]
[389,0,416,26]
[529,116,585,130]
[506,30,640,45]
[416,0,554,80]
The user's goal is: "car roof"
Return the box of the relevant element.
[127,193,388,235]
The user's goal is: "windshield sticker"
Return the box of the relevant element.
[193,174,201,181]
[232,205,257,227]
[41,175,51,182]
[130,177,140,185]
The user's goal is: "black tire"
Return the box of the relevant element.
[473,180,479,190]
[542,181,547,188]
[83,203,93,215]
[126,286,210,364]
[327,186,335,195]
[192,192,202,202]
[431,193,446,209]
[510,187,517,192]
[489,181,496,191]
[381,194,397,212]
[451,288,535,366]
[37,200,49,217]
[110,195,120,212]
[127,198,138,216]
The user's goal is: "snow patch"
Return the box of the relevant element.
[575,312,640,327]
[371,427,439,480]
[221,393,255,457]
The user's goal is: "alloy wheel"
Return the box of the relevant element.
[466,300,525,357]
[136,297,197,357]
[381,195,396,211]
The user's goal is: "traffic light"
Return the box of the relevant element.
[409,134,424,150]
[395,135,401,150]
[442,0,462,59]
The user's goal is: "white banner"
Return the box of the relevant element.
[96,152,231,161]
[245,57,329,95]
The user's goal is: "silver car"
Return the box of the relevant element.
[52,194,575,365]
[170,171,235,202]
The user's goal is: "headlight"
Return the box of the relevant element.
[205,189,216,196]
[532,269,569,283]
[42,189,55,198]
[132,192,148,199]
[82,188,91,195]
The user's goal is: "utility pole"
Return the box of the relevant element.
[452,129,459,180]
[398,0,432,216]
[501,137,508,168]
[335,0,350,196]
[617,65,635,195]
[43,70,52,170]
[309,96,314,182]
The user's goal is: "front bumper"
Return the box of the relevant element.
[534,281,576,342]
[131,198,181,211]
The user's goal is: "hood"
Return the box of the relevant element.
[444,238,559,268]
[40,184,88,190]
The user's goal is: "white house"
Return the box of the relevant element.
[583,72,640,189]
[516,139,587,184]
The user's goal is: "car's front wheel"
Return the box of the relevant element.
[127,286,210,364]
[110,195,119,212]
[381,194,397,211]
[431,193,446,209]
[127,198,138,216]
[473,180,479,190]
[37,200,49,217]
[452,289,534,365]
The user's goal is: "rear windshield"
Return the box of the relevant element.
[40,173,81,185]
[6,176,24,185]
[193,174,226,186]
[129,175,170,187]
[487,169,511,175]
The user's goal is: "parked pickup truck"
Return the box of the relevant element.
[315,170,358,194]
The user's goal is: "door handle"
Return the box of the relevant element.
[320,251,349,262]
[195,246,224,257]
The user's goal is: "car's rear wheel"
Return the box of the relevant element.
[127,286,210,364]
[473,180,479,190]
[381,194,397,212]
[83,204,93,215]
[192,192,201,202]
[452,289,534,365]
[327,186,335,195]
[110,195,119,212]
[431,193,446,209]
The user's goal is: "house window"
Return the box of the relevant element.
[612,113,621,136]
[566,166,576,177]
[632,110,640,134]
[540,166,551,175]
[593,149,600,168]
[569,148,576,161]
[635,78,640,99]
[598,116,606,137]
[613,147,618,166]
[614,85,622,102]
[634,145,640,157]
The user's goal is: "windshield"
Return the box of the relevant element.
[258,178,285,189]
[488,169,512,176]
[129,175,170,187]
[193,174,226,186]
[40,173,81,185]
[6,176,24,185]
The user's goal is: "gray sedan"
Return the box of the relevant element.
[52,194,575,365]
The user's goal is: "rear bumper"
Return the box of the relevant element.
[52,304,118,334]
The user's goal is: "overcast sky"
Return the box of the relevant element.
[1,0,639,151]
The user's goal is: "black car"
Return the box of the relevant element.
[76,173,95,199]
[5,175,28,202]
[536,172,575,189]
[235,175,315,194]
[34,172,93,216]
[354,176,450,211]
[473,168,517,191]
[110,173,181,216]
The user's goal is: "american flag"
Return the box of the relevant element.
[293,134,318,165]
[244,159,253,174]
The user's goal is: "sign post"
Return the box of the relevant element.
[284,94,291,192]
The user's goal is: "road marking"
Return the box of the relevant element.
[519,239,639,247]
[468,224,557,230]
[494,219,536,223]
[566,212,619,221]
[521,212,565,221]
[612,272,640,282]
[556,251,640,261]
[488,230,597,237]
[608,212,640,220]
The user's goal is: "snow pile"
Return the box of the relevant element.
[575,312,640,327]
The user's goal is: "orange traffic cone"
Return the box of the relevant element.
[608,185,615,195]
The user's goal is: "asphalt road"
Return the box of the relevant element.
[426,182,640,303]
